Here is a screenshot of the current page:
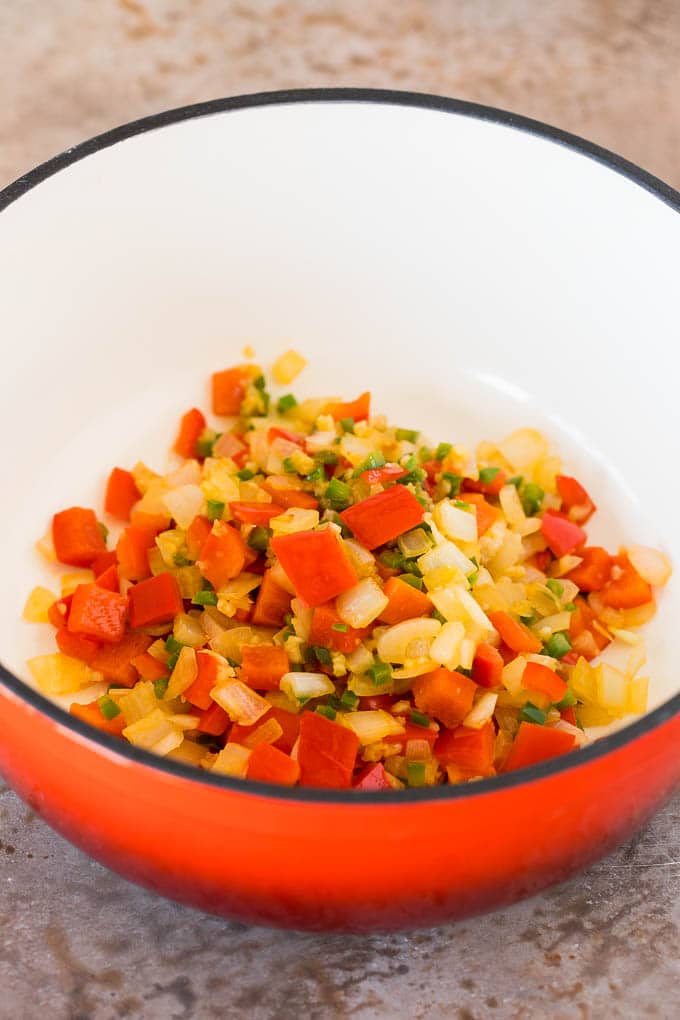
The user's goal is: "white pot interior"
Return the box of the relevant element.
[0,97,678,722]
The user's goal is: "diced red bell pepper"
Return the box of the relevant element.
[326,391,370,422]
[185,515,213,561]
[340,486,424,550]
[601,554,653,609]
[435,721,496,775]
[212,364,259,415]
[358,694,395,711]
[297,711,359,788]
[556,474,596,524]
[104,468,141,521]
[246,743,300,786]
[361,464,407,485]
[193,701,230,736]
[129,507,171,534]
[239,645,289,691]
[308,601,370,652]
[131,651,169,683]
[488,611,542,654]
[52,507,107,567]
[67,584,128,645]
[271,528,358,608]
[471,643,504,688]
[462,469,507,498]
[128,572,183,629]
[561,706,577,726]
[261,487,319,510]
[55,627,100,664]
[412,668,477,729]
[116,524,157,581]
[502,721,575,772]
[182,649,221,710]
[173,407,206,458]
[251,569,293,627]
[569,597,610,658]
[90,631,153,686]
[198,521,247,589]
[521,661,567,702]
[461,493,500,537]
[92,550,118,577]
[229,501,285,526]
[540,510,587,558]
[378,576,433,625]
[531,549,553,573]
[566,546,612,592]
[230,707,301,754]
[95,564,119,593]
[70,700,127,738]
[354,762,392,790]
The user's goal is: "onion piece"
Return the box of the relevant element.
[336,577,389,629]
[211,680,271,725]
[463,691,498,729]
[626,545,672,587]
[162,484,205,529]
[164,645,198,701]
[434,500,478,543]
[211,743,251,777]
[377,618,441,664]
[280,672,335,701]
[340,710,404,744]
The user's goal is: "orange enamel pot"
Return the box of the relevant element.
[1,91,679,930]
[1,670,680,930]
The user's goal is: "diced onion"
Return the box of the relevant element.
[397,529,432,558]
[166,460,202,487]
[377,618,441,664]
[22,586,57,623]
[553,720,587,747]
[123,709,184,756]
[164,646,198,700]
[340,709,404,744]
[499,484,526,527]
[597,663,628,713]
[499,429,549,471]
[60,570,95,597]
[343,539,377,578]
[211,680,271,724]
[280,672,335,700]
[270,507,319,536]
[418,541,475,581]
[242,717,284,748]
[27,653,103,696]
[272,349,307,384]
[430,621,465,669]
[534,611,572,639]
[210,743,252,777]
[463,691,498,729]
[173,612,206,648]
[434,500,478,543]
[162,484,205,529]
[336,577,389,629]
[406,739,432,761]
[346,643,374,675]
[626,545,672,587]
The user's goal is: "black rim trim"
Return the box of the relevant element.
[1,87,678,806]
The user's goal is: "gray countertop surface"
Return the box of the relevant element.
[2,2,680,1017]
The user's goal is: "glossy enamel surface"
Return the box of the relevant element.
[0,91,679,930]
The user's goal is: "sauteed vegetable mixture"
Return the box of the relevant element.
[24,353,672,789]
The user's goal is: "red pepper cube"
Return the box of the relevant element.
[52,507,107,567]
[229,502,285,526]
[501,722,576,773]
[173,407,206,459]
[239,645,289,692]
[271,528,358,608]
[556,474,596,524]
[353,762,392,790]
[340,486,424,550]
[193,702,230,737]
[308,601,369,653]
[540,510,587,558]
[67,583,128,645]
[90,631,153,687]
[128,573,183,629]
[104,468,141,521]
[297,711,359,788]
[435,721,496,775]
[471,643,504,689]
[246,743,300,786]
[198,521,247,589]
[521,661,567,702]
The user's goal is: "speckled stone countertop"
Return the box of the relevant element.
[2,3,680,1018]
